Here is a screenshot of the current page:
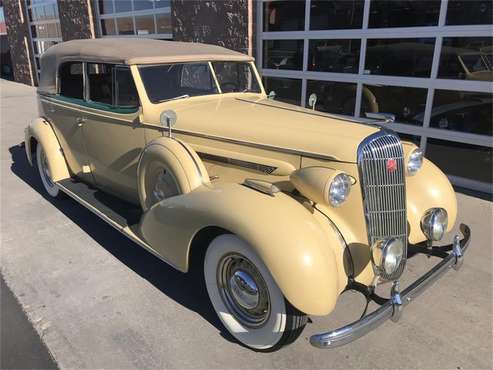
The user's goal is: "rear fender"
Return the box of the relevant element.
[25,118,70,182]
[139,183,346,316]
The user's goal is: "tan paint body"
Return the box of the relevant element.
[26,57,459,316]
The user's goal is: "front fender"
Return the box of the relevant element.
[139,183,346,316]
[25,118,70,182]
[406,158,458,244]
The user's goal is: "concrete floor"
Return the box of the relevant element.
[1,79,492,369]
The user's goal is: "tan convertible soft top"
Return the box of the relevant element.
[38,38,253,94]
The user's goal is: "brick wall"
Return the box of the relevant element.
[3,0,35,85]
[172,0,249,54]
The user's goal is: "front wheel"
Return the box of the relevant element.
[36,143,62,198]
[204,234,307,351]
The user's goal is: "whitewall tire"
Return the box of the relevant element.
[36,144,61,198]
[204,234,307,351]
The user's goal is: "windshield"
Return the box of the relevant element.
[139,62,261,103]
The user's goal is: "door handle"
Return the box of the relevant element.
[48,107,56,113]
[76,117,87,127]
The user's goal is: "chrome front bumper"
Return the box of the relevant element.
[310,224,471,349]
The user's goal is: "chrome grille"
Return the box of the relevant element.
[358,132,407,281]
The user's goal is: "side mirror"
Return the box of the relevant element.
[308,93,317,111]
[160,109,177,137]
[268,90,276,100]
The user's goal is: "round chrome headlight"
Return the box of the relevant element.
[421,208,448,241]
[328,173,351,207]
[371,238,405,277]
[407,148,423,176]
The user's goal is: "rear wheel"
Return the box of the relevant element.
[204,234,307,351]
[36,143,62,198]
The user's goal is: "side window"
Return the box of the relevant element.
[115,67,139,107]
[87,63,113,105]
[87,63,139,108]
[59,62,83,99]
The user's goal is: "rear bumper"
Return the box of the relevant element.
[310,224,471,349]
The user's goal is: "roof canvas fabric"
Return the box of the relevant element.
[38,38,254,95]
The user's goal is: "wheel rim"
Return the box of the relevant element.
[39,148,54,188]
[217,253,271,328]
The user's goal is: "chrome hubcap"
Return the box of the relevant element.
[217,254,270,328]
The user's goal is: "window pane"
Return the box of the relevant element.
[87,63,113,105]
[426,139,493,184]
[308,39,360,73]
[310,0,364,30]
[263,0,305,32]
[115,0,132,13]
[307,80,357,115]
[155,0,171,8]
[101,19,116,35]
[135,15,155,35]
[117,17,134,35]
[139,63,218,103]
[263,40,304,70]
[361,85,427,125]
[369,0,441,28]
[430,90,492,136]
[59,62,83,99]
[156,13,171,34]
[134,0,154,11]
[446,0,493,25]
[263,77,301,105]
[438,37,493,81]
[212,62,261,93]
[98,0,113,14]
[115,67,139,107]
[365,38,435,77]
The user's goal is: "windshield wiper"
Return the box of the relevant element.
[157,94,190,103]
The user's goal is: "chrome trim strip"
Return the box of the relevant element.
[198,152,277,174]
[310,224,471,349]
[173,127,348,163]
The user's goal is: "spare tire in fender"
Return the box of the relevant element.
[137,137,209,211]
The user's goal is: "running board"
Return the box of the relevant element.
[56,179,180,270]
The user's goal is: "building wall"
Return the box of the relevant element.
[3,0,35,85]
[172,0,249,54]
[57,0,94,40]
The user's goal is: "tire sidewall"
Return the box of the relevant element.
[204,234,287,350]
[36,144,60,198]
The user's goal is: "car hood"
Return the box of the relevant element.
[158,95,380,163]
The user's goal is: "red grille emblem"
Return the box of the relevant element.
[386,158,397,173]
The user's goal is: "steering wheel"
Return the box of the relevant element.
[221,82,239,93]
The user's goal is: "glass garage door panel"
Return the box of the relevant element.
[368,0,441,28]
[430,90,492,136]
[263,0,305,32]
[438,37,493,81]
[263,77,302,105]
[365,38,435,77]
[360,85,427,125]
[263,40,304,70]
[308,39,360,73]
[446,0,493,25]
[310,0,364,30]
[306,80,357,116]
[426,139,493,184]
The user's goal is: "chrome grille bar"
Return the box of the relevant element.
[358,131,407,281]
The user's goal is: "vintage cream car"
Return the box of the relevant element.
[25,39,470,351]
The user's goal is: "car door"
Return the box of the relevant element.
[43,61,94,184]
[80,63,145,204]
